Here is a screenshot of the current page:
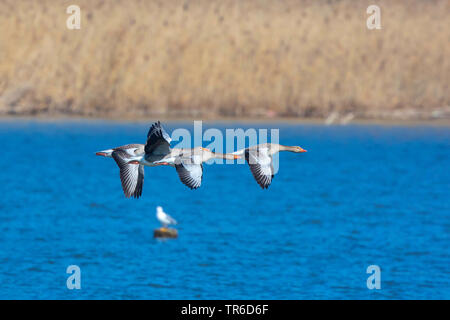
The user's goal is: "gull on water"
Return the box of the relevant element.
[156,206,177,229]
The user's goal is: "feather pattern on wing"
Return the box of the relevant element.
[245,147,274,189]
[175,156,203,190]
[145,121,172,156]
[111,150,145,198]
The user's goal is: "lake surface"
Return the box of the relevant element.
[0,120,448,299]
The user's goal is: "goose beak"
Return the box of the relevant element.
[96,152,108,157]
[298,147,307,153]
[96,149,113,157]
[127,160,140,165]
[234,155,241,159]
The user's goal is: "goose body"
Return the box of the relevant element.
[96,144,146,198]
[153,146,239,189]
[140,122,239,189]
[234,143,306,189]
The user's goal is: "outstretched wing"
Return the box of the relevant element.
[245,148,274,189]
[145,121,172,156]
[134,164,145,198]
[111,150,145,198]
[175,159,203,190]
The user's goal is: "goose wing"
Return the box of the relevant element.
[111,150,145,198]
[245,147,274,189]
[145,121,172,156]
[175,155,203,190]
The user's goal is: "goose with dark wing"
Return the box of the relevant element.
[138,122,240,189]
[95,121,173,198]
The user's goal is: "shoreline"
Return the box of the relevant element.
[0,115,449,127]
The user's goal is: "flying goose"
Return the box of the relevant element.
[150,146,240,189]
[135,121,240,189]
[95,144,147,198]
[233,143,307,189]
[94,121,173,198]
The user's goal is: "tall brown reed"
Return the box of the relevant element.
[0,0,448,119]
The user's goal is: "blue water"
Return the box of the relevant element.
[0,120,448,299]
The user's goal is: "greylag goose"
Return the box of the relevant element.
[96,144,147,198]
[150,146,239,189]
[94,121,172,198]
[156,206,177,228]
[233,143,306,189]
[95,121,174,198]
[127,121,239,189]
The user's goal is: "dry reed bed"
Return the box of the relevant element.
[0,0,449,119]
